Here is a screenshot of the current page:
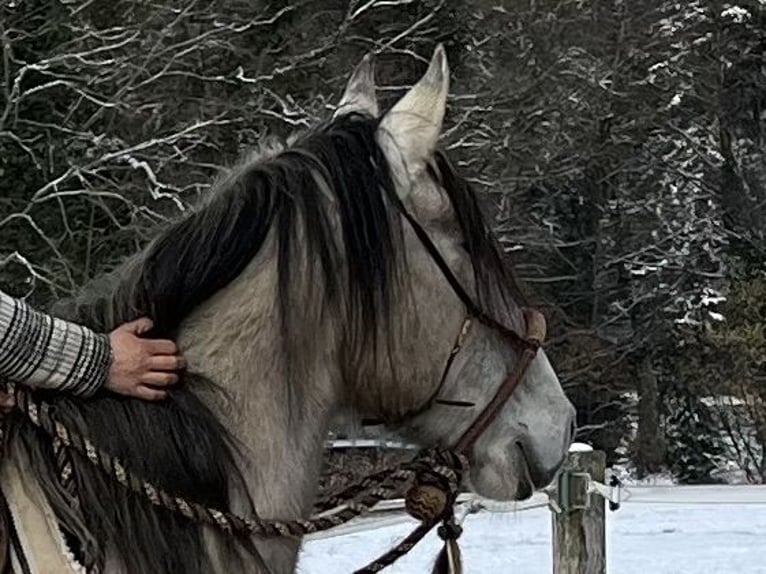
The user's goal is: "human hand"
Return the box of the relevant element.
[107,318,185,401]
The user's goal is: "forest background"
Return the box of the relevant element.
[2,0,764,484]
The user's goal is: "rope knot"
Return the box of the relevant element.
[437,519,463,541]
[404,483,448,523]
[403,448,466,524]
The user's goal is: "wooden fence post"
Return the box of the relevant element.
[552,448,607,574]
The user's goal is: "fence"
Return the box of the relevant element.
[308,441,766,573]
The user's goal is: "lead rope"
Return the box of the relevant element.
[355,455,466,573]
[7,385,467,572]
[51,436,103,574]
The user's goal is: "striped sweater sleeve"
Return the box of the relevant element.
[0,290,111,397]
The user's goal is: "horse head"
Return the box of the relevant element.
[334,45,576,501]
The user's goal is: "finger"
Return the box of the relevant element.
[122,317,155,335]
[147,355,186,371]
[140,372,179,387]
[132,385,168,402]
[143,339,178,355]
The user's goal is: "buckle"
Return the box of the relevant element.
[522,308,547,345]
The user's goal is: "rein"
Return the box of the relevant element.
[5,189,546,573]
[8,386,467,573]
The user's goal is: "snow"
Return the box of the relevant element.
[297,487,766,573]
[721,6,751,23]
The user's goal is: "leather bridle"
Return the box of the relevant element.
[389,190,547,458]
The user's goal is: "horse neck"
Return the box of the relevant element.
[178,246,342,521]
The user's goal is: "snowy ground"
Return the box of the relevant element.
[297,487,766,573]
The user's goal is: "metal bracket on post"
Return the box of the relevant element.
[556,471,622,514]
[557,471,591,513]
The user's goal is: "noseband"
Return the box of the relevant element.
[390,191,546,457]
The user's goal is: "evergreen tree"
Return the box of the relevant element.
[663,387,727,483]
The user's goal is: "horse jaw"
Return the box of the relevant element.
[465,349,575,501]
[394,321,575,502]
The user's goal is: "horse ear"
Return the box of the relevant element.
[335,53,378,117]
[379,44,449,169]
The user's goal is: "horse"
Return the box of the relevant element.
[0,45,575,574]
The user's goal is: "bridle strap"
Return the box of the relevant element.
[455,308,545,455]
[455,348,535,454]
[388,188,547,456]
[388,190,538,352]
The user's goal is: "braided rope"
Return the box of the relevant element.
[53,437,75,494]
[52,435,104,574]
[355,522,436,573]
[12,387,467,555]
[313,465,409,514]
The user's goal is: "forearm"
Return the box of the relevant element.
[0,290,111,396]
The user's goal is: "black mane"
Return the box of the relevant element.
[11,113,521,573]
[60,114,403,343]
